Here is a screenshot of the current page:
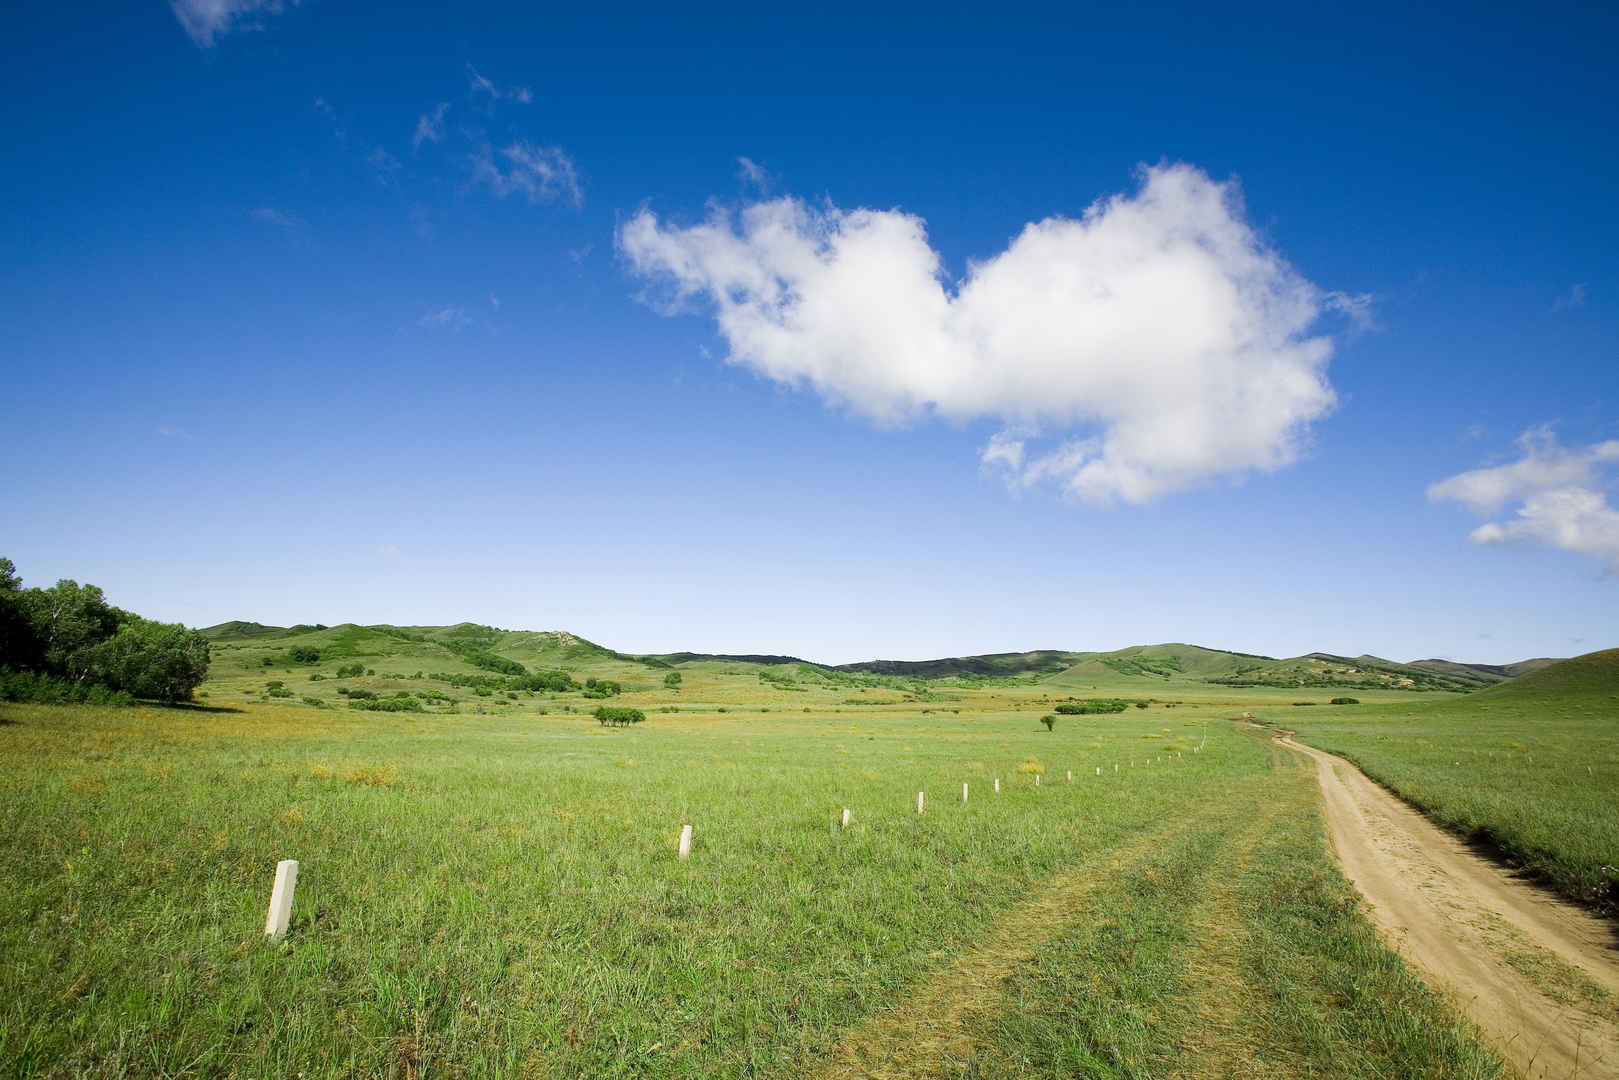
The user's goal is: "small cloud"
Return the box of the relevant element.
[1553,283,1588,312]
[250,207,305,231]
[568,243,593,263]
[489,294,501,309]
[170,0,295,47]
[1430,426,1619,574]
[156,426,190,439]
[418,306,472,330]
[467,65,531,104]
[314,97,345,143]
[473,142,582,207]
[981,429,1030,473]
[377,543,403,561]
[413,102,449,149]
[367,147,401,184]
[1323,290,1376,333]
[737,156,769,188]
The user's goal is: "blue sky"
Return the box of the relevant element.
[3,1,1616,664]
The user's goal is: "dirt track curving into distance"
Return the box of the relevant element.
[1280,734,1619,1079]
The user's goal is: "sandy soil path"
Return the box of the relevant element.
[1281,734,1619,1079]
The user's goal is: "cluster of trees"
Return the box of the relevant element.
[1054,699,1132,715]
[427,668,577,694]
[594,706,645,726]
[582,677,623,699]
[0,557,210,704]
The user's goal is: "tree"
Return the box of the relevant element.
[664,672,682,688]
[0,557,40,672]
[1041,714,1056,732]
[24,579,126,682]
[80,618,211,703]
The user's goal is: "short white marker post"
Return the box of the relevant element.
[841,808,851,829]
[1067,770,1072,782]
[917,791,925,814]
[994,778,1000,793]
[678,824,693,860]
[963,782,969,803]
[1096,766,1101,775]
[264,859,298,942]
[1035,774,1040,787]
[1114,764,1118,773]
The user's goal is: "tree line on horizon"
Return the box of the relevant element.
[0,557,211,705]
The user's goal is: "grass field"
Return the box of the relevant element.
[0,683,1504,1078]
[1283,648,1619,913]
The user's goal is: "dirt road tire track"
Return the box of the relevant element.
[1281,734,1619,1079]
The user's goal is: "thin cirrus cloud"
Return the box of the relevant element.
[1429,427,1619,574]
[170,0,294,47]
[619,162,1354,504]
[473,142,582,207]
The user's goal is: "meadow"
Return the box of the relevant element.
[0,661,1506,1078]
[1283,648,1619,913]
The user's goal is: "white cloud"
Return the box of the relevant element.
[473,142,582,207]
[468,66,532,104]
[250,207,304,231]
[418,306,471,330]
[170,0,294,46]
[1553,282,1588,312]
[737,156,769,188]
[413,103,449,149]
[1429,427,1619,573]
[619,162,1343,504]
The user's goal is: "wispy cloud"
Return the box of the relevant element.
[418,306,472,330]
[621,162,1341,504]
[250,207,305,231]
[737,156,769,189]
[468,65,533,104]
[413,103,449,149]
[156,426,191,439]
[1553,282,1588,312]
[170,0,295,47]
[473,142,582,207]
[1430,426,1619,574]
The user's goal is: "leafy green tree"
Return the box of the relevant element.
[80,619,211,702]
[24,579,126,681]
[0,557,40,672]
[1041,714,1056,731]
[664,672,682,688]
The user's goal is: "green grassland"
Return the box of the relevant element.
[3,627,1610,1078]
[1282,648,1619,912]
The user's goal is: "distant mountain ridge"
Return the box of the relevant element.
[199,622,1566,693]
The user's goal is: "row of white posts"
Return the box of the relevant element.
[264,748,1196,940]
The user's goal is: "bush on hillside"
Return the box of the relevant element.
[286,646,321,664]
[1330,697,1360,705]
[1055,699,1130,715]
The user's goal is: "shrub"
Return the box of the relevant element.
[301,695,325,708]
[1054,699,1129,715]
[286,646,320,664]
[1330,697,1360,705]
[467,651,527,676]
[266,687,293,698]
[664,672,682,688]
[335,663,365,679]
[1041,714,1056,731]
[582,677,622,699]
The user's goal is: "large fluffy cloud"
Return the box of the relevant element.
[1429,427,1619,573]
[619,163,1345,503]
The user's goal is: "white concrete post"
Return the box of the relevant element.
[994,778,1000,792]
[678,824,693,860]
[962,782,969,803]
[917,791,925,814]
[1096,766,1101,775]
[264,859,298,942]
[841,808,851,829]
[1067,770,1072,782]
[1035,774,1040,787]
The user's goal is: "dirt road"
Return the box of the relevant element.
[1281,735,1619,1079]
